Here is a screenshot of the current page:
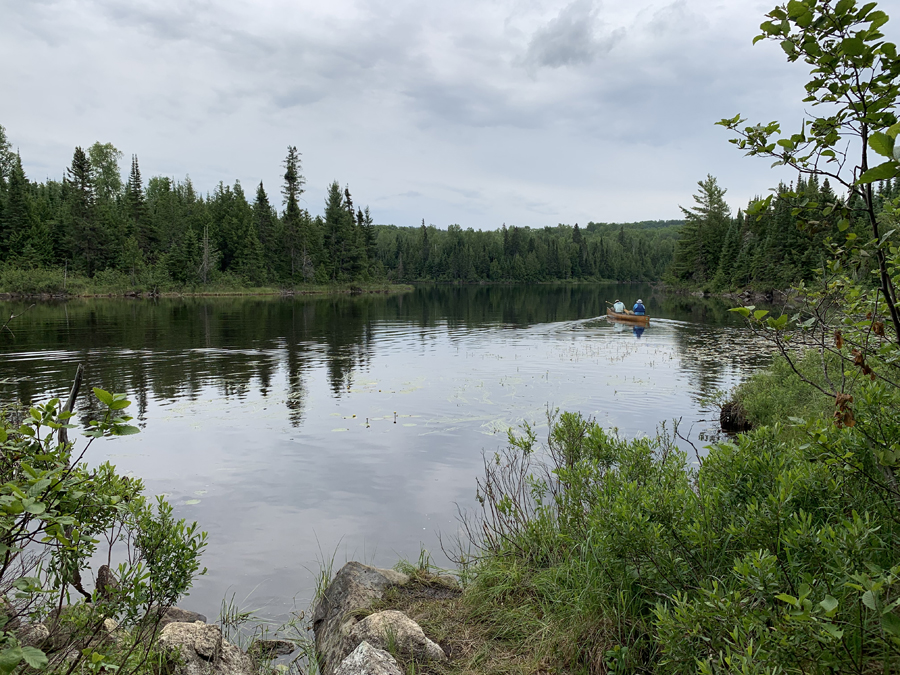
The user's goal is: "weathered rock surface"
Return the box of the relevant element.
[158,621,255,675]
[334,641,402,675]
[158,607,209,628]
[313,562,410,675]
[249,639,295,658]
[18,623,49,648]
[349,611,445,663]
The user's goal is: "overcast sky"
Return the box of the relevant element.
[2,0,888,229]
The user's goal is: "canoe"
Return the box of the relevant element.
[607,309,649,325]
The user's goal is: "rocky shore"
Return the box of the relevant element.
[313,562,460,675]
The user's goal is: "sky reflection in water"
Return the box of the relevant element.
[0,284,774,621]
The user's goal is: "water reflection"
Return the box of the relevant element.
[0,284,775,620]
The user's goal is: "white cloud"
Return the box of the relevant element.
[1,0,891,227]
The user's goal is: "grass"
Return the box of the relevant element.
[732,349,844,428]
[0,266,412,297]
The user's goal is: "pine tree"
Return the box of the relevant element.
[64,146,107,276]
[672,175,731,284]
[282,146,306,281]
[253,181,278,278]
[0,124,15,194]
[323,181,354,280]
[125,155,150,246]
[1,153,33,259]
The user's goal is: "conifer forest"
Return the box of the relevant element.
[1,123,898,293]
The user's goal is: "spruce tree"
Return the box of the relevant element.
[1,153,32,259]
[64,146,105,276]
[323,181,352,280]
[672,175,731,284]
[253,181,278,278]
[125,155,149,244]
[282,146,306,281]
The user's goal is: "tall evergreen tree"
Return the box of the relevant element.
[1,153,32,258]
[64,147,105,276]
[125,154,149,244]
[672,175,731,284]
[282,146,306,281]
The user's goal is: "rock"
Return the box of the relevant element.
[158,607,209,628]
[18,623,49,649]
[720,400,752,432]
[158,621,255,675]
[96,565,120,602]
[334,641,402,675]
[313,562,410,675]
[249,639,295,658]
[348,611,445,663]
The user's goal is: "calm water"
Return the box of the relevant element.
[0,284,772,622]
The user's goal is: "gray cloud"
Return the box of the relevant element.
[2,0,892,228]
[523,0,623,69]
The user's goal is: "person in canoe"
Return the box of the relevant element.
[613,299,626,313]
[632,299,646,316]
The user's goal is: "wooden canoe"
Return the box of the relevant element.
[607,309,649,325]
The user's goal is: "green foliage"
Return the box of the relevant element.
[465,398,900,673]
[0,388,207,674]
[733,351,837,427]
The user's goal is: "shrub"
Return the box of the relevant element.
[0,387,207,674]
[464,399,900,673]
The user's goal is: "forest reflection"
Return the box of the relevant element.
[0,284,768,428]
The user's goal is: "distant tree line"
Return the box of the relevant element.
[8,122,890,293]
[0,124,682,289]
[670,173,900,291]
[374,220,679,283]
[0,126,378,288]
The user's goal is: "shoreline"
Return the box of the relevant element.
[0,283,415,301]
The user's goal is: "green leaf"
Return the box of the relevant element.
[23,502,45,515]
[0,427,6,443]
[729,307,752,318]
[113,425,140,436]
[858,161,900,184]
[820,595,839,615]
[822,623,844,639]
[883,613,900,636]
[93,388,114,406]
[20,647,47,670]
[776,593,799,606]
[841,37,865,56]
[869,132,894,158]
[0,647,24,675]
[110,399,131,410]
[835,0,855,14]
[753,309,770,320]
[862,590,878,610]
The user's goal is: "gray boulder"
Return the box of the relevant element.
[312,562,410,675]
[158,607,209,628]
[248,639,295,658]
[349,611,445,663]
[334,641,402,675]
[158,621,255,675]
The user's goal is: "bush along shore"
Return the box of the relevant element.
[312,354,900,674]
[0,265,412,299]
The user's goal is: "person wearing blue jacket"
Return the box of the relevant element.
[632,299,646,315]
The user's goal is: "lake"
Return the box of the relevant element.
[0,283,773,624]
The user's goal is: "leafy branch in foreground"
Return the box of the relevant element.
[0,382,207,674]
[718,0,900,338]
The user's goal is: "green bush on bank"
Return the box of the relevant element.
[464,392,900,673]
[0,389,207,675]
[732,350,839,428]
